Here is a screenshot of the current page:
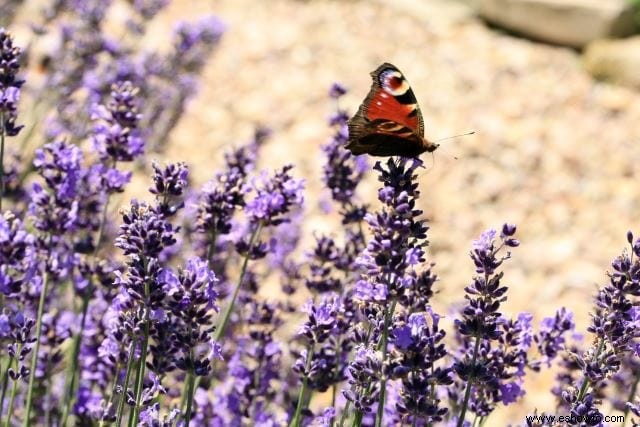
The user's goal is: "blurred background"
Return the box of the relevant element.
[6,0,640,422]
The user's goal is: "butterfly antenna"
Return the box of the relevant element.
[432,131,475,144]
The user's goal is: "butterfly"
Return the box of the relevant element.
[346,63,439,157]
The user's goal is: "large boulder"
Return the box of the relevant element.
[478,0,637,48]
[583,36,640,88]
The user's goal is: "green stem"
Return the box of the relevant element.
[290,343,315,427]
[331,336,343,418]
[100,360,122,427]
[456,335,482,427]
[184,366,196,426]
[352,410,363,427]
[130,307,151,426]
[60,294,90,425]
[0,357,10,420]
[213,224,262,341]
[577,339,605,402]
[61,194,111,425]
[351,323,381,427]
[206,229,217,267]
[374,301,396,427]
[4,351,20,427]
[115,340,137,427]
[23,269,50,427]
[337,401,351,427]
[426,365,436,427]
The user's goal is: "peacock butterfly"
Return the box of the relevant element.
[346,63,439,157]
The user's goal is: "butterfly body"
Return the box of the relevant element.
[346,63,438,157]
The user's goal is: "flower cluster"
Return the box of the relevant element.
[307,84,367,297]
[1,17,639,427]
[245,164,304,228]
[0,212,35,297]
[556,232,640,422]
[354,158,429,305]
[295,294,352,396]
[0,28,23,137]
[451,226,524,419]
[390,310,452,423]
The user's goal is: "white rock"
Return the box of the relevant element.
[478,0,636,48]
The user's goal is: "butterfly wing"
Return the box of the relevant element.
[347,63,429,157]
[347,119,427,157]
[364,62,424,136]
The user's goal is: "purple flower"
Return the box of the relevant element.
[194,137,263,263]
[102,167,132,193]
[452,225,524,421]
[73,385,104,421]
[354,279,387,303]
[33,140,83,201]
[455,226,517,341]
[516,312,534,351]
[211,301,283,425]
[171,16,226,70]
[166,257,220,376]
[244,165,304,227]
[69,0,112,23]
[305,235,343,293]
[588,238,640,356]
[322,125,367,207]
[149,161,189,218]
[130,0,170,20]
[343,345,382,413]
[3,308,36,382]
[471,229,496,251]
[294,294,352,394]
[391,311,452,423]
[91,81,144,163]
[534,308,575,365]
[627,399,640,426]
[138,402,180,427]
[558,233,640,420]
[499,382,524,405]
[29,141,84,235]
[115,200,177,260]
[354,158,429,304]
[0,28,24,136]
[298,294,340,344]
[312,407,336,426]
[328,82,347,99]
[0,212,36,296]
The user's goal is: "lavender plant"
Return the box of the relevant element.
[0,28,23,211]
[1,12,640,427]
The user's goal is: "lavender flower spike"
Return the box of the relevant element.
[454,224,519,426]
[0,28,24,210]
[214,165,303,341]
[91,81,144,163]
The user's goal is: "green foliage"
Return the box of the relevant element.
[629,0,640,33]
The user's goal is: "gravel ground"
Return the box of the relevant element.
[14,0,640,422]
